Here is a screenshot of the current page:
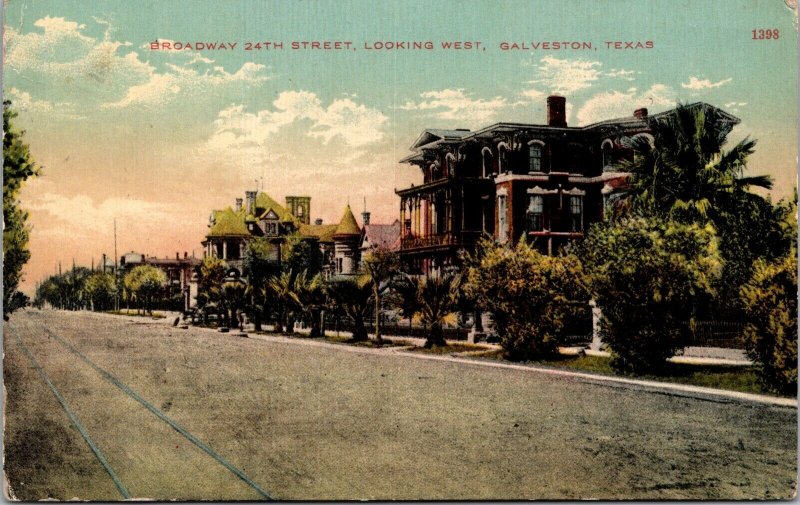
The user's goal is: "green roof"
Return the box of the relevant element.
[207,207,250,237]
[334,205,361,237]
[299,223,338,243]
[254,192,295,222]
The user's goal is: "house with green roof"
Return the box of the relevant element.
[201,190,364,277]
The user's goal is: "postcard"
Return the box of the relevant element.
[3,0,797,500]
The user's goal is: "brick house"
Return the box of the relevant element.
[396,97,739,274]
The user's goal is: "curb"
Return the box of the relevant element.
[244,332,796,409]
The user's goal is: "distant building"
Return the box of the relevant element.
[396,97,739,275]
[202,191,372,278]
[119,251,201,311]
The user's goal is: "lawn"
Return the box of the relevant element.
[412,346,779,397]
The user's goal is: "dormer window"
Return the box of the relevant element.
[265,222,278,235]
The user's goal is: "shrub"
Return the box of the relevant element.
[581,218,721,374]
[740,251,798,395]
[464,240,590,361]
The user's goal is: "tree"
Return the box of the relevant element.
[3,101,40,319]
[326,277,373,342]
[84,272,115,311]
[416,274,462,348]
[740,250,798,394]
[464,240,590,360]
[196,256,227,324]
[290,270,327,337]
[243,238,281,330]
[360,247,400,345]
[613,103,783,318]
[614,103,772,223]
[282,233,323,276]
[269,270,299,333]
[580,218,721,374]
[391,274,421,335]
[124,265,167,315]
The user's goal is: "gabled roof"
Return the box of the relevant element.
[207,207,250,237]
[254,192,295,222]
[299,223,338,243]
[333,205,361,237]
[361,220,401,251]
[411,128,472,149]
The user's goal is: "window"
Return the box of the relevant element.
[527,195,544,231]
[569,196,583,232]
[482,148,493,177]
[497,195,508,241]
[498,143,509,173]
[529,144,542,173]
[296,206,304,217]
[265,222,278,235]
[601,140,613,169]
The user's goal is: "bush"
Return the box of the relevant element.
[581,218,721,374]
[740,251,798,395]
[464,240,590,361]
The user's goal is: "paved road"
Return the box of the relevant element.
[4,309,797,500]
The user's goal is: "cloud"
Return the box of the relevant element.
[27,193,174,235]
[681,76,732,90]
[5,87,86,120]
[210,91,388,150]
[529,56,602,95]
[605,69,638,81]
[5,16,271,111]
[575,84,675,126]
[397,88,509,123]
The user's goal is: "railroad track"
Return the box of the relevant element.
[8,319,275,500]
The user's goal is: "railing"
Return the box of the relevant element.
[684,320,745,349]
[400,231,483,251]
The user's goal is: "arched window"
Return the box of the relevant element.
[528,140,545,173]
[601,139,613,169]
[481,147,493,178]
[498,142,510,174]
[445,153,456,177]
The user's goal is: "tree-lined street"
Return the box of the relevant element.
[4,309,796,500]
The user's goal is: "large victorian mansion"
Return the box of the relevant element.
[396,96,738,274]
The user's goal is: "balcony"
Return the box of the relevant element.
[400,231,482,251]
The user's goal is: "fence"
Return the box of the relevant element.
[321,317,471,340]
[684,320,745,348]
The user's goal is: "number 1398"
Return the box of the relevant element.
[752,29,780,40]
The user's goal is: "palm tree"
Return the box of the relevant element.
[360,247,400,345]
[392,274,421,336]
[290,270,327,337]
[326,277,373,342]
[418,273,461,348]
[614,103,772,223]
[269,270,298,333]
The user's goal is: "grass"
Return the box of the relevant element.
[107,309,166,319]
[322,335,410,348]
[406,342,493,355]
[526,354,776,397]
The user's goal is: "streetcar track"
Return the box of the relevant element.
[8,323,132,500]
[36,324,275,500]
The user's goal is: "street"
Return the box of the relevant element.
[4,309,797,500]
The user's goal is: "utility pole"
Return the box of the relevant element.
[114,218,119,312]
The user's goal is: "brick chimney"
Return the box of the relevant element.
[235,198,243,212]
[547,95,567,127]
[634,108,648,119]
[245,191,257,215]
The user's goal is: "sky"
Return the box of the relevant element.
[3,0,798,294]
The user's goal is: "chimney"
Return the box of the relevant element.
[235,198,243,212]
[176,252,180,260]
[184,252,188,259]
[634,108,648,119]
[547,95,567,127]
[245,191,257,215]
[314,218,323,225]
[362,211,371,226]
